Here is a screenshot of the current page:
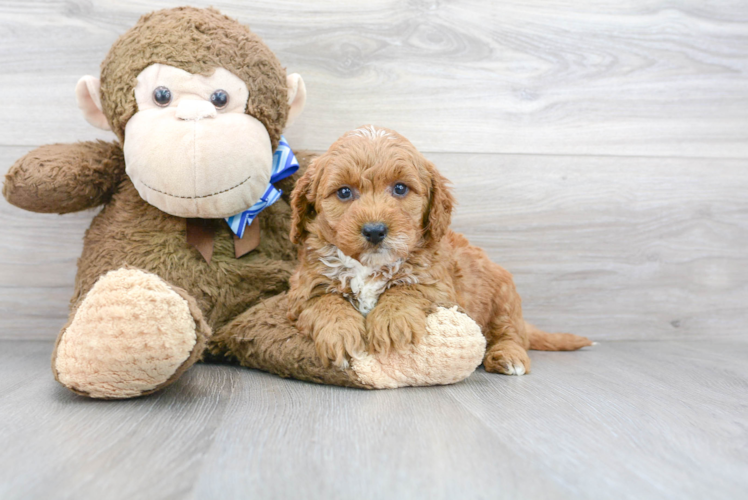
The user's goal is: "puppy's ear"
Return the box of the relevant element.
[422,157,455,246]
[290,159,320,244]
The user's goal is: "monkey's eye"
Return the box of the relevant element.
[210,90,229,109]
[393,183,409,197]
[337,186,353,201]
[153,86,172,107]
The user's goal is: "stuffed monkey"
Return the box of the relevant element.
[3,7,485,399]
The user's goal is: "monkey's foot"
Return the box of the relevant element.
[351,306,486,388]
[53,268,210,399]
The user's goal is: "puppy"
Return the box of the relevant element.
[288,125,592,372]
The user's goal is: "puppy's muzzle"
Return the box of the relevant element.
[362,222,388,245]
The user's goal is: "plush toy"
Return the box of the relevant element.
[3,7,486,399]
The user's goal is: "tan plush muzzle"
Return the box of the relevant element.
[123,64,274,218]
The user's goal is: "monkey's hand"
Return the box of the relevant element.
[3,140,126,214]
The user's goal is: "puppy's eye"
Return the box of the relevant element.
[210,89,229,109]
[393,183,409,197]
[337,186,353,201]
[153,86,172,107]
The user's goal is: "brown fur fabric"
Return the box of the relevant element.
[3,141,125,214]
[4,8,487,397]
[4,140,371,392]
[1,6,383,396]
[209,294,368,388]
[101,7,289,149]
[288,126,592,373]
[71,171,297,328]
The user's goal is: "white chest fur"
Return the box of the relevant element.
[318,246,409,315]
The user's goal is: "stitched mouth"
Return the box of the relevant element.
[137,174,252,199]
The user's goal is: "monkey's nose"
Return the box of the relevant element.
[362,222,388,245]
[175,100,217,121]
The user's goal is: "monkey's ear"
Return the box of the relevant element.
[285,74,306,127]
[75,76,111,131]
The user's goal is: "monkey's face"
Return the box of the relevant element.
[122,64,272,218]
[75,8,306,219]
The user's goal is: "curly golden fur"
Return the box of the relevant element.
[288,125,592,372]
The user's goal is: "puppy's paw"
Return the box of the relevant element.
[484,343,531,376]
[312,315,367,369]
[366,303,428,355]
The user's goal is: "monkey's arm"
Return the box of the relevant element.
[3,140,126,214]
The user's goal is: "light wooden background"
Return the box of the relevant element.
[1,0,747,343]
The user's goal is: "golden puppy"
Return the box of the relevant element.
[288,125,592,372]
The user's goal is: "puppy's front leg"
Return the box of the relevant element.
[295,294,367,368]
[366,285,434,355]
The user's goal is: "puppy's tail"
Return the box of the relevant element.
[525,322,594,351]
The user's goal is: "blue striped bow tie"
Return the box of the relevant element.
[225,135,299,238]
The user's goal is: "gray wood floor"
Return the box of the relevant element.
[1,1,747,498]
[0,339,746,500]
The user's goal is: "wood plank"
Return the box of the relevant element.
[0,341,238,500]
[442,153,748,341]
[2,146,745,341]
[0,0,746,157]
[445,340,748,499]
[189,366,566,500]
[0,339,746,499]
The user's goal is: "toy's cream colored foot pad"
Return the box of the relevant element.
[352,307,486,389]
[53,268,206,399]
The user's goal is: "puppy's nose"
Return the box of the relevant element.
[362,222,388,245]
